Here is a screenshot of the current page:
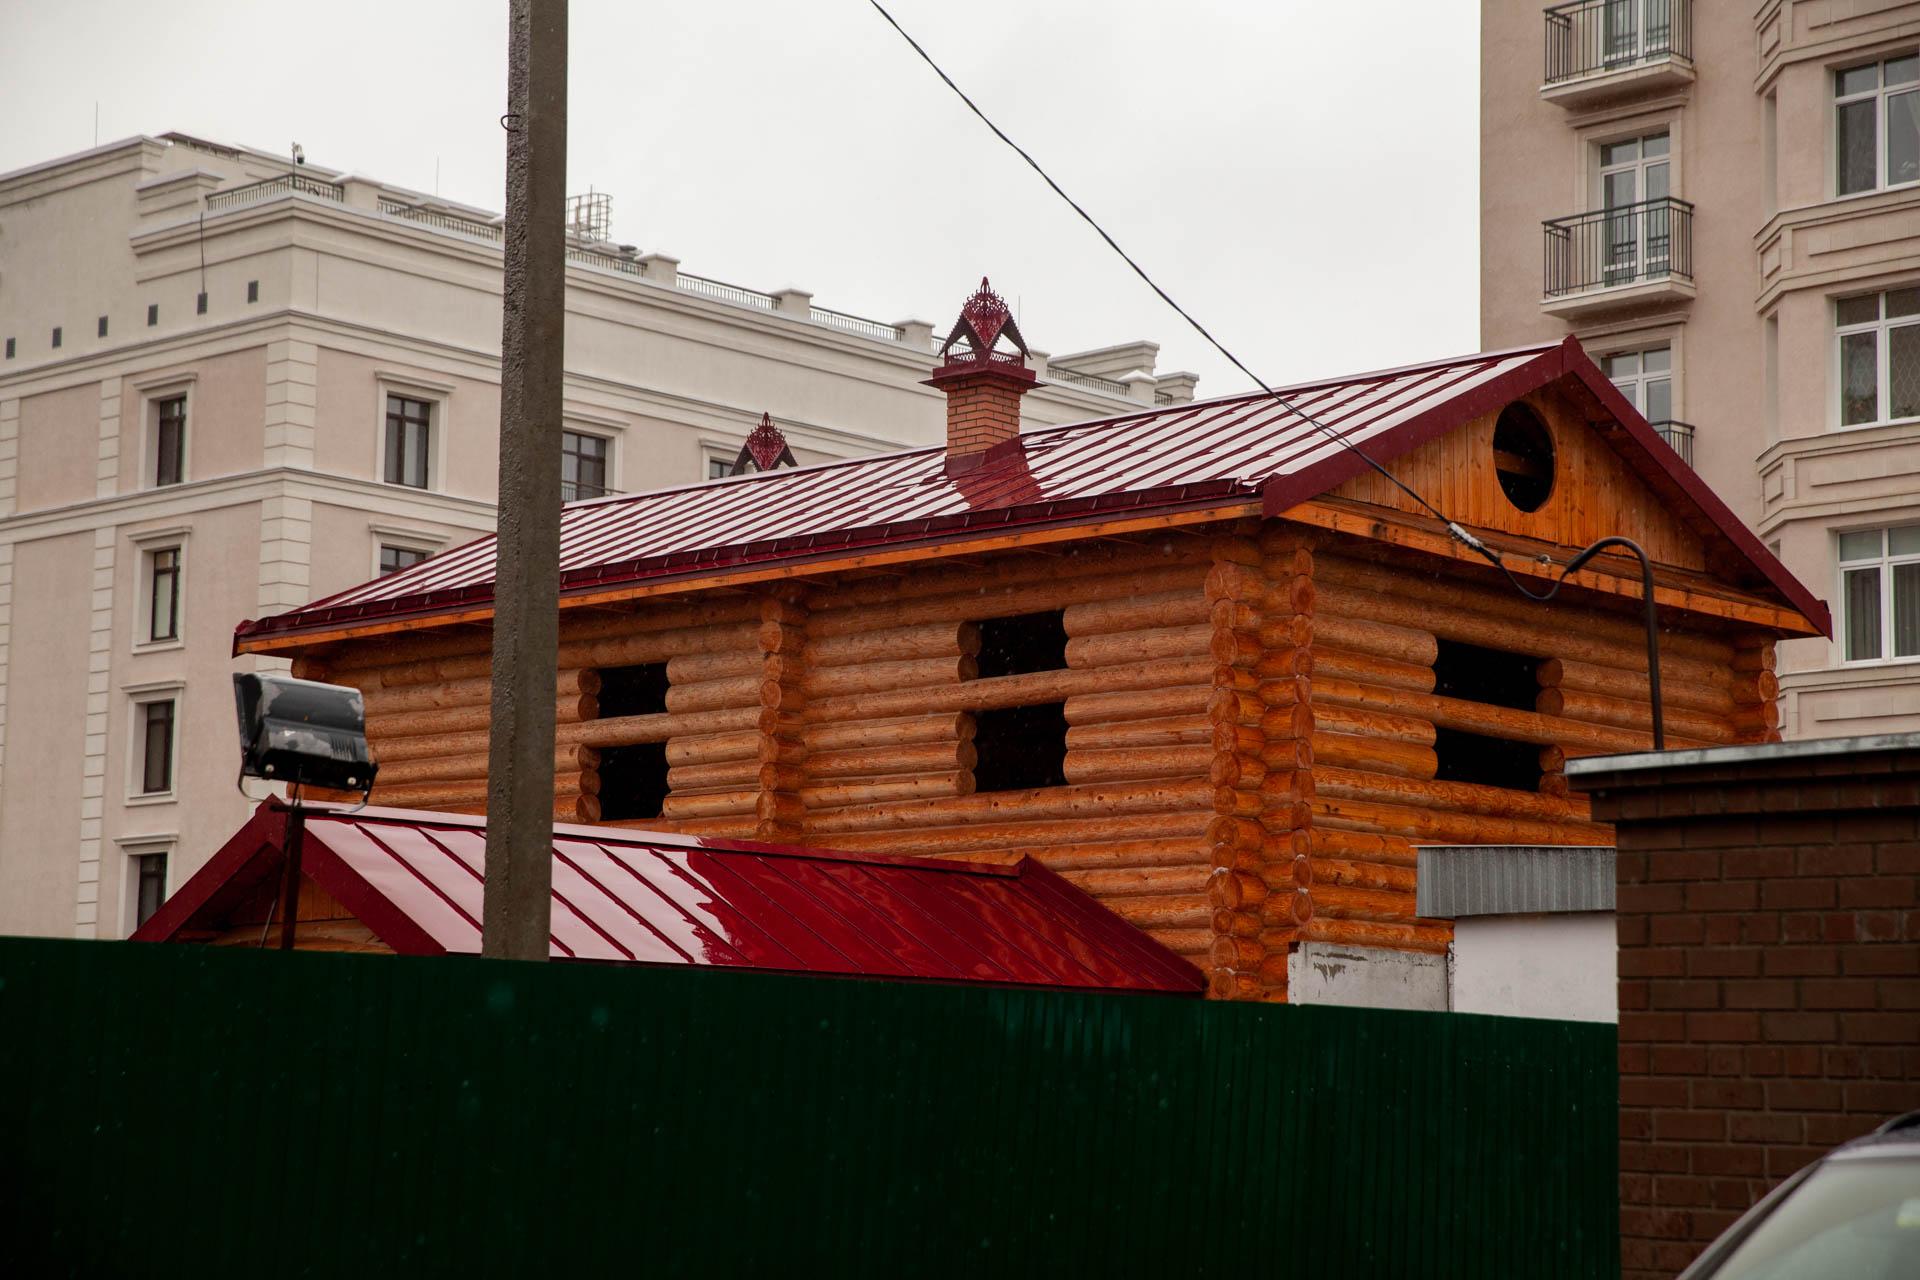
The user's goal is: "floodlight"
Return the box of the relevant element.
[232,673,377,795]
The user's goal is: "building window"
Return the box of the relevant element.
[154,395,187,486]
[561,430,609,501]
[51,326,61,349]
[971,611,1069,794]
[1604,346,1672,422]
[195,292,207,315]
[1431,641,1543,792]
[1836,55,1920,196]
[133,851,169,929]
[596,664,670,821]
[146,547,181,643]
[4,338,12,359]
[378,544,432,576]
[1597,131,1670,283]
[1836,288,1920,427]
[247,280,259,304]
[384,395,433,488]
[98,315,109,338]
[1839,525,1920,662]
[147,303,158,327]
[137,698,176,796]
[707,454,733,480]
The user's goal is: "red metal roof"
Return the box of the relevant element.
[235,337,1828,645]
[134,802,1205,995]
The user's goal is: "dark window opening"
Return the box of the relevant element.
[976,610,1067,678]
[4,338,13,359]
[973,703,1068,793]
[155,396,186,487]
[1432,640,1542,791]
[98,315,109,338]
[1433,729,1541,791]
[134,852,168,928]
[140,699,175,794]
[561,430,608,501]
[597,663,670,821]
[1493,402,1556,512]
[147,303,159,327]
[195,292,207,315]
[378,544,431,576]
[384,394,432,488]
[51,327,61,349]
[247,280,259,303]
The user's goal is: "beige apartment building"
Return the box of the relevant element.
[0,132,1196,942]
[1483,0,1920,738]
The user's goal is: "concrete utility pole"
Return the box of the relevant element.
[483,0,568,960]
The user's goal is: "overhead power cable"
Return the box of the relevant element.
[867,0,1670,746]
[865,0,1495,560]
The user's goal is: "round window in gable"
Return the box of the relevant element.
[1493,403,1555,513]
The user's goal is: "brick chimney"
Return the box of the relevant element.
[925,278,1037,470]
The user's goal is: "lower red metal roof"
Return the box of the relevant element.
[134,802,1204,995]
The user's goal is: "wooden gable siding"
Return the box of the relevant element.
[1327,387,1709,572]
[298,512,1782,1001]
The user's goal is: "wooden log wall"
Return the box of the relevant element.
[294,516,1792,999]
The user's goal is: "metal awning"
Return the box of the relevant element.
[1415,845,1617,918]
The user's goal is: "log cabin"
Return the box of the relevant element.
[232,280,1828,1001]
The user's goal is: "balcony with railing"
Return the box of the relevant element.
[1650,419,1694,467]
[1542,0,1693,108]
[205,173,344,213]
[1541,197,1694,317]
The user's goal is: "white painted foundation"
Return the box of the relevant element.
[1448,913,1617,1023]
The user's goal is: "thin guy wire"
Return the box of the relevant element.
[866,0,1495,553]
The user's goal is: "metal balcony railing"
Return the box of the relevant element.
[1650,419,1693,466]
[379,199,503,243]
[561,480,617,503]
[810,306,903,342]
[1543,197,1693,298]
[1052,367,1130,396]
[205,173,343,212]
[1544,0,1691,84]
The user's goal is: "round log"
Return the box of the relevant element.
[665,649,763,685]
[804,778,1215,836]
[801,774,971,810]
[1295,918,1451,954]
[665,731,761,767]
[1311,731,1437,781]
[1064,745,1214,785]
[807,621,976,667]
[1315,764,1590,822]
[665,759,759,791]
[817,810,1211,856]
[803,714,971,752]
[1311,701,1436,746]
[807,742,971,780]
[1538,657,1737,716]
[1058,864,1211,898]
[1315,555,1738,664]
[808,563,1207,638]
[361,668,598,716]
[1065,589,1211,638]
[659,789,758,820]
[1070,624,1213,668]
[1534,687,1739,744]
[1311,859,1417,892]
[1312,613,1437,665]
[803,655,977,699]
[664,674,764,715]
[1313,647,1435,694]
[806,657,1213,723]
[1067,715,1211,751]
[1037,837,1211,870]
[1312,795,1609,846]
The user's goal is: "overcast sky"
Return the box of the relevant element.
[0,0,1479,395]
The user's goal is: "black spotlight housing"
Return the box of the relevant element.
[232,673,377,794]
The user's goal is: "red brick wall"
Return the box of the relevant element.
[937,370,1030,455]
[1578,750,1920,1279]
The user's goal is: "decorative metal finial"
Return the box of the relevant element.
[731,413,798,475]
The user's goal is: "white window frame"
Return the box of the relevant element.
[371,374,452,492]
[130,526,191,652]
[119,838,175,937]
[125,681,185,805]
[366,523,449,580]
[1837,525,1920,665]
[1602,344,1674,424]
[1833,287,1920,430]
[1834,53,1920,197]
[131,373,195,490]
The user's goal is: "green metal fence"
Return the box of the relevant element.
[0,938,1616,1277]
